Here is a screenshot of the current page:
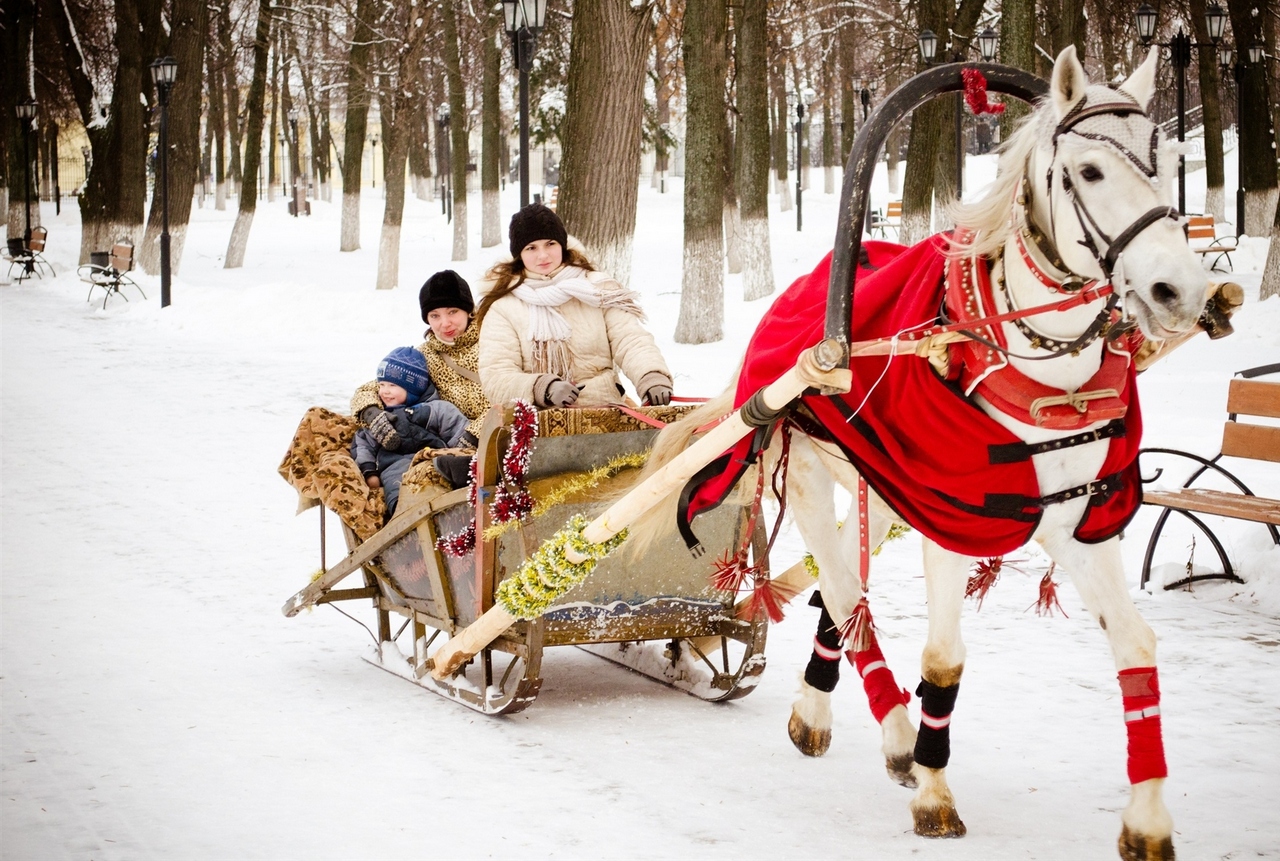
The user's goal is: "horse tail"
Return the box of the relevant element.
[623,373,740,558]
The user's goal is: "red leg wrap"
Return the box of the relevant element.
[1119,666,1168,784]
[848,635,911,724]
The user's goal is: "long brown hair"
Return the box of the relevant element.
[474,246,596,329]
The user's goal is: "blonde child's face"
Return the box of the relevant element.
[428,307,471,343]
[378,381,408,406]
[520,238,563,275]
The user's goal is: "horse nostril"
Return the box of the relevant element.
[1151,282,1178,307]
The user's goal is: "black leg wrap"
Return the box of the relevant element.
[913,679,960,769]
[803,591,842,693]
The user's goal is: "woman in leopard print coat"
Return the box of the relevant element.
[351,271,489,444]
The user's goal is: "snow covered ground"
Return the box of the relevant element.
[3,158,1279,860]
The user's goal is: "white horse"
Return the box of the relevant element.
[631,47,1207,861]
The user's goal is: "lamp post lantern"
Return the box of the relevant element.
[150,57,176,308]
[15,100,37,246]
[502,0,547,208]
[1136,2,1226,214]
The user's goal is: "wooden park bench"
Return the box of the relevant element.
[79,241,146,309]
[4,227,51,282]
[869,200,902,239]
[1186,214,1237,273]
[1139,363,1280,589]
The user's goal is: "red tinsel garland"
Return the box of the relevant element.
[962,68,1005,116]
[436,401,538,557]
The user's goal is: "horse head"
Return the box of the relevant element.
[1025,46,1209,339]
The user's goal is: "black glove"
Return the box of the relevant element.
[459,430,479,448]
[433,454,474,489]
[546,380,584,408]
[362,407,402,450]
[643,385,672,406]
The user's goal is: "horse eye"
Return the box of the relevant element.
[1079,164,1104,183]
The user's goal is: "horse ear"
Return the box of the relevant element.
[1050,46,1088,119]
[1117,48,1159,109]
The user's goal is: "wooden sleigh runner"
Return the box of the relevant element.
[283,403,771,715]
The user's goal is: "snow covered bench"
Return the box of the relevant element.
[1139,363,1280,589]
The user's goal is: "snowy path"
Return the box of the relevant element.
[3,179,1279,859]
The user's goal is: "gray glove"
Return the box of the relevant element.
[360,406,402,450]
[643,385,672,406]
[546,380,584,408]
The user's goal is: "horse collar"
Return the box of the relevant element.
[944,245,1134,430]
[1012,197,1096,295]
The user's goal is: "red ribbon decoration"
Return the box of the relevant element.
[962,67,1006,115]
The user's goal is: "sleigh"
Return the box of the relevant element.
[282,403,770,715]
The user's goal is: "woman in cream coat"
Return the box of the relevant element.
[476,203,673,409]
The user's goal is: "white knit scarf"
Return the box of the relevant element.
[512,265,644,377]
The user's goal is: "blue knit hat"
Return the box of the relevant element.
[377,346,434,402]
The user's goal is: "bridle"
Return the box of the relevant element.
[981,93,1181,359]
[1034,94,1181,293]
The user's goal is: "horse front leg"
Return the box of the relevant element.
[910,539,970,838]
[1041,533,1174,861]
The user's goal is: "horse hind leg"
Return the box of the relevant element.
[909,539,970,839]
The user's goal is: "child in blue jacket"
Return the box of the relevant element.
[351,346,468,514]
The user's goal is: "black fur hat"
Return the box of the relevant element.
[509,202,568,264]
[419,270,475,322]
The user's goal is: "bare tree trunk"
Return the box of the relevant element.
[723,109,742,275]
[675,0,727,345]
[558,0,653,285]
[340,0,376,251]
[225,0,272,268]
[64,0,162,261]
[736,0,773,301]
[770,59,791,212]
[377,111,409,290]
[4,0,34,237]
[1226,0,1278,235]
[481,10,501,248]
[267,28,280,202]
[441,0,468,261]
[218,3,242,195]
[1189,0,1226,220]
[140,0,207,276]
[208,39,228,210]
[1001,0,1036,135]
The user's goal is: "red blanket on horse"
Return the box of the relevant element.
[681,237,1143,558]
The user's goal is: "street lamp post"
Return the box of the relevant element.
[1136,2,1226,215]
[150,57,176,308]
[369,131,379,189]
[795,87,815,231]
[15,100,36,244]
[502,0,548,208]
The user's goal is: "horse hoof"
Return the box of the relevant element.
[1118,825,1175,861]
[885,753,917,788]
[787,709,831,757]
[912,804,967,838]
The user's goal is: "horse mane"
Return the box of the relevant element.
[947,104,1049,260]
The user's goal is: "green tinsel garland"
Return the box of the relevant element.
[802,523,912,577]
[494,514,629,620]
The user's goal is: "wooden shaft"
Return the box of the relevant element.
[430,344,851,676]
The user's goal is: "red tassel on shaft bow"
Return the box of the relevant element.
[962,68,1005,115]
[711,550,753,592]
